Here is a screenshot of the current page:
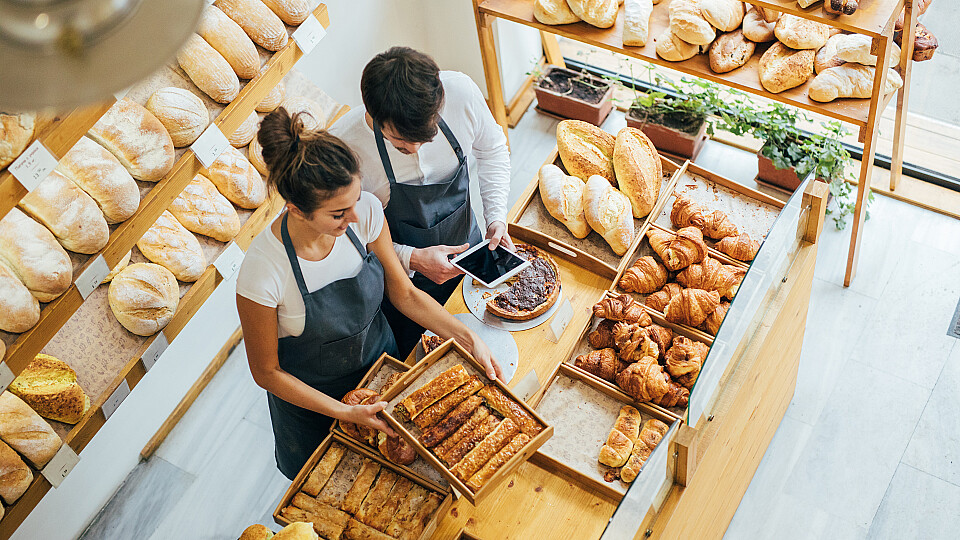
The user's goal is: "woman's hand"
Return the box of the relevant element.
[468,335,503,382]
[346,401,397,437]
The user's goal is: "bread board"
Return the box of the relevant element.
[379,339,553,505]
[273,431,452,540]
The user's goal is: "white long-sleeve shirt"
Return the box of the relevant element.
[330,71,510,274]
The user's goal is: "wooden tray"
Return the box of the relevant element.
[507,147,682,280]
[273,431,451,540]
[379,339,553,505]
[527,363,676,502]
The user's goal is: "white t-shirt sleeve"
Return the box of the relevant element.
[236,239,286,309]
[354,191,384,244]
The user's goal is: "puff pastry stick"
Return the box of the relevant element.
[420,395,483,448]
[385,485,429,537]
[439,414,499,467]
[367,476,413,531]
[413,376,484,430]
[343,518,395,540]
[397,492,444,540]
[452,418,520,481]
[302,443,345,496]
[356,469,398,525]
[394,365,471,422]
[477,385,543,437]
[434,407,491,462]
[341,459,381,515]
[466,433,531,490]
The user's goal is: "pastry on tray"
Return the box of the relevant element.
[420,334,445,355]
[486,244,560,321]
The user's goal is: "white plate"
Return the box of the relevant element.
[417,313,520,384]
[461,277,564,332]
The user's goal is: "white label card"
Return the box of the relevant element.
[292,14,326,55]
[0,363,14,394]
[141,332,169,372]
[213,242,245,280]
[41,444,80,488]
[513,369,541,403]
[8,140,58,192]
[546,299,573,343]
[191,124,230,168]
[102,380,131,420]
[75,255,110,299]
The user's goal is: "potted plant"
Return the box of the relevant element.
[626,76,725,159]
[532,64,615,125]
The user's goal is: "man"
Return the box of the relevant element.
[331,46,512,356]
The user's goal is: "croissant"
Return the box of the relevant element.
[670,194,705,229]
[676,257,741,299]
[593,294,652,325]
[646,324,674,362]
[648,227,707,271]
[664,288,721,327]
[700,301,730,335]
[716,233,760,262]
[588,319,617,349]
[665,336,711,388]
[638,418,669,449]
[575,348,619,382]
[619,256,669,294]
[700,210,739,240]
[616,356,689,407]
[645,282,682,312]
[613,321,660,362]
[621,419,670,483]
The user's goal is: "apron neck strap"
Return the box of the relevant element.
[436,116,464,161]
[373,115,463,186]
[280,213,370,296]
[344,226,366,255]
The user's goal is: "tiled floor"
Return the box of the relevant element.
[78,109,960,539]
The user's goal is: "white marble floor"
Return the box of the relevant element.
[77,109,960,540]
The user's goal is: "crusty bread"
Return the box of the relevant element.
[57,136,140,224]
[0,113,35,169]
[254,64,286,113]
[774,14,829,50]
[248,135,268,176]
[215,0,289,51]
[108,263,179,336]
[274,522,317,540]
[238,524,275,540]
[534,0,580,24]
[88,98,175,182]
[699,0,744,32]
[669,0,715,46]
[567,0,619,28]
[623,0,654,46]
[0,392,61,469]
[815,34,847,74]
[229,111,259,148]
[145,87,210,147]
[18,169,109,254]
[809,64,903,102]
[9,354,89,425]
[0,439,32,505]
[583,175,635,255]
[197,6,261,80]
[261,0,311,25]
[282,96,325,131]
[741,6,776,43]
[758,42,815,94]
[835,33,900,68]
[205,146,267,209]
[102,250,132,284]
[0,262,39,333]
[538,163,590,239]
[169,174,241,242]
[709,29,756,73]
[613,127,662,219]
[656,28,701,61]
[0,208,72,302]
[177,33,241,104]
[137,211,206,282]
[556,120,616,184]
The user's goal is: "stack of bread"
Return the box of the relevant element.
[808,33,904,102]
[534,0,660,47]
[598,405,669,483]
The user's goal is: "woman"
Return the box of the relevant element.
[236,108,501,479]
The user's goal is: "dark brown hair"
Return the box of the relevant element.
[258,107,358,214]
[360,46,444,143]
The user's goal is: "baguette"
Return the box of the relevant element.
[477,385,543,437]
[420,395,483,448]
[206,146,267,209]
[538,164,590,239]
[0,262,39,333]
[413,377,483,430]
[0,208,72,302]
[301,443,344,496]
[394,364,470,422]
[145,87,210,148]
[215,0,289,51]
[466,433,530,490]
[583,175,634,256]
[254,64,286,113]
[433,406,491,462]
[230,111,259,148]
[613,127,662,219]
[136,210,206,282]
[0,392,61,469]
[197,6,261,80]
[356,469,397,525]
[57,136,140,223]
[108,263,180,336]
[9,354,89,425]
[177,33,241,104]
[168,173,242,242]
[88,98,175,182]
[452,418,520,481]
[341,459,380,515]
[440,413,499,467]
[366,476,413,531]
[19,169,109,254]
[0,113,35,169]
[261,0,311,25]
[0,440,31,504]
[343,519,393,540]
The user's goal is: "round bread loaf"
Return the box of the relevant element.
[254,64,286,113]
[88,98,176,182]
[556,120,616,184]
[146,88,210,147]
[238,524,275,540]
[109,263,179,336]
[229,111,259,148]
[248,135,268,176]
[0,113,35,169]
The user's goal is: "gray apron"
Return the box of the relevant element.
[374,116,482,355]
[268,213,397,479]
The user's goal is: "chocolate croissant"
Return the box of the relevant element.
[619,256,669,294]
[575,348,619,382]
[648,227,707,271]
[676,257,742,299]
[645,283,682,312]
[615,356,689,407]
[613,321,660,362]
[664,288,721,327]
[664,336,711,388]
[593,294,652,325]
[588,319,617,349]
[716,233,760,262]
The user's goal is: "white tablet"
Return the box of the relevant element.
[450,240,530,288]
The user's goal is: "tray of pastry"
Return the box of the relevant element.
[527,362,677,502]
[563,290,715,419]
[379,339,553,505]
[274,431,451,540]
[331,353,449,490]
[507,146,683,280]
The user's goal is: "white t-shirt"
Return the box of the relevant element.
[236,192,385,338]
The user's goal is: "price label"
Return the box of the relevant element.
[102,380,131,421]
[0,363,14,394]
[513,368,541,403]
[214,242,245,280]
[292,14,326,55]
[8,140,58,192]
[41,444,80,488]
[546,299,573,343]
[191,124,230,168]
[141,332,169,372]
[75,255,111,299]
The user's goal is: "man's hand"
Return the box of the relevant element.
[346,401,397,437]
[410,244,468,284]
[486,221,514,251]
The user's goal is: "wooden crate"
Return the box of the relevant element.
[379,339,553,505]
[273,431,451,540]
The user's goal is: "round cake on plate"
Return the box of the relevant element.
[485,244,561,321]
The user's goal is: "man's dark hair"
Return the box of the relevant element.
[361,47,444,143]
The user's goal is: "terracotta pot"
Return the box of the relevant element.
[626,109,707,159]
[756,148,808,192]
[534,66,614,126]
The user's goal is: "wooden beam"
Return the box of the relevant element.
[473,3,510,143]
[541,31,566,68]
[802,180,829,244]
[890,0,917,191]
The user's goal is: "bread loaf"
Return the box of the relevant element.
[177,33,241,104]
[282,96,325,131]
[0,439,32,505]
[0,392,61,469]
[197,6,261,80]
[239,524,275,540]
[215,0,289,51]
[758,42,815,93]
[169,174,242,242]
[9,354,89,425]
[623,0,654,46]
[809,64,903,102]
[583,175,634,255]
[248,135,268,176]
[669,0,715,46]
[0,208,71,302]
[0,113,35,169]
[534,0,580,24]
[538,164,590,239]
[656,28,701,61]
[741,6,776,43]
[709,30,755,73]
[145,87,210,147]
[895,21,938,62]
[774,14,829,49]
[824,0,858,15]
[102,250,131,284]
[274,522,317,540]
[88,98,176,182]
[613,127,662,219]
[567,0,619,28]
[108,263,179,336]
[254,64,286,113]
[57,136,140,224]
[206,146,267,209]
[261,0,311,25]
[230,111,259,147]
[137,211,207,282]
[0,262,39,333]
[815,34,846,74]
[835,33,900,67]
[699,0,744,32]
[18,170,109,254]
[556,120,616,184]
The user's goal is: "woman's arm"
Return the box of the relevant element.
[236,294,395,435]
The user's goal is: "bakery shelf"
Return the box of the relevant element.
[717,0,901,38]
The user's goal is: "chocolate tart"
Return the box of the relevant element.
[485,244,561,321]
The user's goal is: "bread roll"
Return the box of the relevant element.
[699,0,744,32]
[583,175,634,255]
[534,0,580,24]
[567,0,618,28]
[556,120,616,184]
[254,64,286,113]
[0,392,61,469]
[758,42,815,93]
[177,33,241,104]
[57,136,140,224]
[215,0,289,51]
[809,64,903,102]
[9,354,89,425]
[538,163,590,239]
[248,135,268,176]
[206,146,267,209]
[108,263,179,336]
[137,211,206,282]
[656,28,701,61]
[261,0,311,25]
[145,87,210,147]
[0,208,72,302]
[239,524,275,540]
[835,33,900,68]
[0,261,39,333]
[623,0,654,46]
[0,113,35,169]
[756,6,779,22]
[815,34,847,74]
[197,6,261,80]
[741,6,776,43]
[774,14,829,50]
[282,96,325,131]
[0,439,32,505]
[18,169,109,254]
[102,250,132,284]
[709,30,755,73]
[88,98,175,182]
[614,127,662,219]
[230,111,259,148]
[169,174,241,242]
[669,0,715,46]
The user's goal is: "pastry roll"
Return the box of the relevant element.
[356,469,398,525]
[598,406,642,467]
[466,433,531,490]
[412,376,483,430]
[341,459,380,515]
[290,493,351,536]
[397,492,443,540]
[434,407,491,462]
[301,443,344,496]
[451,418,520,482]
[343,518,394,540]
[439,414,498,467]
[394,365,471,422]
[385,485,429,538]
[366,476,413,531]
[619,443,653,483]
[420,395,483,448]
[477,386,543,437]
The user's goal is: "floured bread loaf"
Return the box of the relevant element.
[177,33,241,104]
[197,5,261,79]
[0,209,72,302]
[136,211,207,282]
[88,98,175,182]
[0,262,39,333]
[108,263,179,336]
[206,145,267,209]
[145,87,210,147]
[0,113,35,169]
[168,174,241,242]
[229,111,259,147]
[18,169,109,254]
[57,136,140,223]
[583,175,635,255]
[254,64,286,113]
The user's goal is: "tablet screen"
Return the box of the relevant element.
[454,245,527,286]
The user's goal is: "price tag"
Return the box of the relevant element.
[0,363,14,394]
[141,332,169,372]
[546,299,573,343]
[102,380,131,421]
[513,368,541,403]
[191,124,230,168]
[41,444,80,488]
[213,242,245,280]
[8,140,58,192]
[292,14,326,55]
[75,255,110,299]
